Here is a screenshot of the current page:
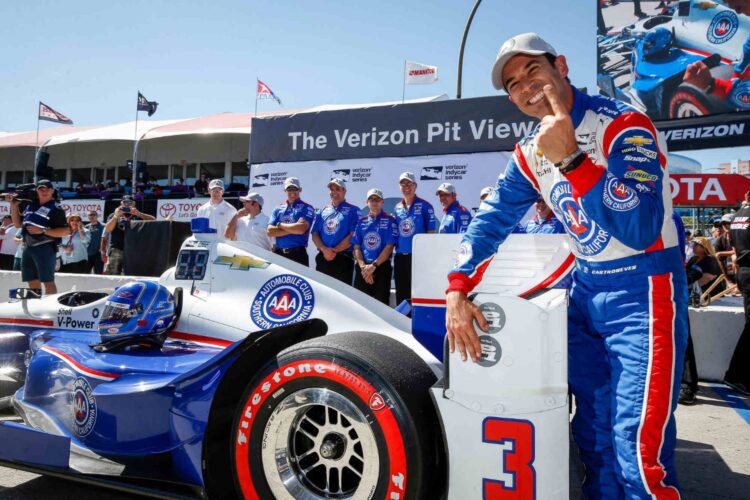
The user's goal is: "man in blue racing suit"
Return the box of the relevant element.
[445,33,687,499]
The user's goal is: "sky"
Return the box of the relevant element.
[1,0,747,169]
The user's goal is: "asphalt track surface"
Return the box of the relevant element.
[0,382,748,499]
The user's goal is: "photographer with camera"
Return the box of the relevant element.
[103,195,154,275]
[8,179,68,294]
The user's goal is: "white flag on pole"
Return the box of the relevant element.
[404,61,438,85]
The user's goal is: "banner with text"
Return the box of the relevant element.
[156,198,210,221]
[250,95,536,164]
[670,174,750,206]
[250,151,510,217]
[0,200,106,219]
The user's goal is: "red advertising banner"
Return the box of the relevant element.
[670,174,750,206]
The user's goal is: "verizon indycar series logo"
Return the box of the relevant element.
[707,10,738,44]
[251,274,315,329]
[550,181,611,256]
[72,377,97,437]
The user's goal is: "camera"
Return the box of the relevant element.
[121,207,131,214]
[3,183,40,212]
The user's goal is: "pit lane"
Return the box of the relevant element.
[1,382,748,499]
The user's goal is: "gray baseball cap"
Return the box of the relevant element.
[240,192,264,207]
[491,32,558,91]
[399,171,417,184]
[328,178,346,189]
[366,188,384,200]
[436,182,456,195]
[284,177,301,190]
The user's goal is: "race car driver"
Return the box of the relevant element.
[445,33,687,499]
[683,0,750,110]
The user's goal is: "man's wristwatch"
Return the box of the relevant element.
[41,228,47,235]
[556,148,586,174]
[372,261,378,268]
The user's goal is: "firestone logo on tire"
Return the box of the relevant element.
[250,274,315,329]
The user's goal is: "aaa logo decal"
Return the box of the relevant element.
[72,377,97,437]
[707,10,738,44]
[323,217,340,235]
[602,174,640,212]
[550,181,611,257]
[251,274,315,329]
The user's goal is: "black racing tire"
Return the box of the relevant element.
[668,85,712,118]
[230,332,443,499]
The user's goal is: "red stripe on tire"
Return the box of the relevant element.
[234,359,408,499]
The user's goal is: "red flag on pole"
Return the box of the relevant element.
[257,79,282,106]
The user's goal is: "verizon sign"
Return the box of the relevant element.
[156,198,209,221]
[670,174,750,206]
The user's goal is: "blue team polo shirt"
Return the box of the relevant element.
[438,201,472,234]
[269,198,316,249]
[311,201,360,251]
[524,212,565,234]
[393,196,437,253]
[351,211,398,263]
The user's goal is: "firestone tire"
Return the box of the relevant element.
[669,86,712,118]
[231,332,442,499]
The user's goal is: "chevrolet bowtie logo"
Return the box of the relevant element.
[623,135,653,146]
[214,255,270,270]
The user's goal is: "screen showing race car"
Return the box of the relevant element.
[175,249,209,280]
[597,0,750,121]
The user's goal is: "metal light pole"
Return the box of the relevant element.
[456,0,483,99]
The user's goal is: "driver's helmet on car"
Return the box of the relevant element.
[639,27,673,61]
[98,281,176,346]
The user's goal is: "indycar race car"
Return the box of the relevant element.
[598,0,750,118]
[0,222,572,499]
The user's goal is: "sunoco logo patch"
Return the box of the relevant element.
[550,181,611,257]
[602,174,639,212]
[72,377,97,437]
[251,274,315,329]
[707,10,738,44]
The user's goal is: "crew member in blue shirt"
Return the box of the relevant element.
[523,197,565,234]
[267,177,315,266]
[393,172,437,305]
[311,178,360,284]
[436,182,472,234]
[352,188,398,305]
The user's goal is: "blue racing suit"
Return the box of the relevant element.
[523,211,565,234]
[448,87,687,499]
[438,201,472,234]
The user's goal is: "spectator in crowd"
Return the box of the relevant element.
[393,171,437,305]
[710,219,723,248]
[352,189,398,304]
[716,213,736,283]
[523,197,565,234]
[9,179,68,294]
[726,191,750,395]
[103,195,155,275]
[311,178,360,284]
[59,213,90,273]
[196,179,237,238]
[111,182,123,194]
[267,177,315,266]
[436,183,472,234]
[175,177,186,186]
[13,236,23,271]
[685,229,694,261]
[194,173,209,196]
[0,215,19,270]
[479,186,494,202]
[85,211,104,274]
[225,192,273,251]
[686,237,726,298]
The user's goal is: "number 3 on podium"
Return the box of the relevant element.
[482,417,536,499]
